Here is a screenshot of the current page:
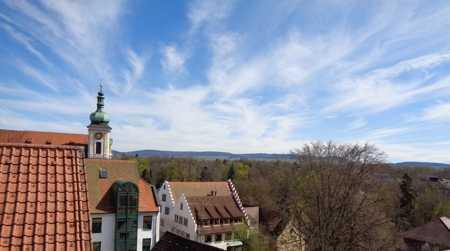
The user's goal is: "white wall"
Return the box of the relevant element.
[171,195,196,240]
[91,212,160,251]
[87,125,112,159]
[136,212,159,250]
[91,213,115,251]
[158,181,174,235]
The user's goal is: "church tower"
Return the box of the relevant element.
[87,86,112,159]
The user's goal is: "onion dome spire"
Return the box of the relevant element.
[89,84,110,125]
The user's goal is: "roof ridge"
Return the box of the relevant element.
[0,129,87,136]
[0,142,84,150]
[169,181,228,183]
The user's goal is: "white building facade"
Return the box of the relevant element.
[158,180,248,250]
[90,211,160,251]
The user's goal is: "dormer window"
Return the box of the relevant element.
[99,168,108,178]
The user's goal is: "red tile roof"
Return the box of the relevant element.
[168,181,231,200]
[167,181,246,227]
[0,143,92,251]
[0,129,88,146]
[188,196,244,221]
[85,159,159,213]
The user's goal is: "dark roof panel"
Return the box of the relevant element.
[403,217,450,247]
[153,232,223,251]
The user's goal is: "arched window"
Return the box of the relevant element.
[95,142,102,154]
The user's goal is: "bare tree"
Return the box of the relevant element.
[291,142,396,251]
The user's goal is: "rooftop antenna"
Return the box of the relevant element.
[99,80,103,93]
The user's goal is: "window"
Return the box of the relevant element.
[162,194,166,202]
[216,234,222,242]
[143,216,152,230]
[180,202,183,210]
[165,207,170,215]
[183,218,188,226]
[117,220,126,230]
[174,215,178,222]
[142,238,152,251]
[186,233,190,239]
[160,219,165,226]
[163,184,166,190]
[95,142,102,154]
[92,217,102,233]
[119,194,128,207]
[129,195,137,207]
[93,242,101,251]
[205,235,212,243]
[119,232,128,240]
[225,232,232,241]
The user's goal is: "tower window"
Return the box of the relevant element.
[96,142,102,154]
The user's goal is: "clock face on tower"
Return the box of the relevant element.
[94,133,103,140]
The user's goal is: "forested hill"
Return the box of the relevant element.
[114,150,450,168]
[113,149,296,161]
[393,162,450,169]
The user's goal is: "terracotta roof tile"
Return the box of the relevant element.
[168,181,231,200]
[0,129,88,146]
[187,196,245,221]
[0,143,92,250]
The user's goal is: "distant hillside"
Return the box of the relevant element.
[393,162,450,169]
[113,150,450,167]
[113,149,296,161]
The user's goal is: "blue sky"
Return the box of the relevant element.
[1,0,450,162]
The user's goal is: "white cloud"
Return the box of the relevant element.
[348,118,367,130]
[2,0,137,94]
[324,53,450,114]
[188,0,235,33]
[0,22,51,66]
[422,102,450,121]
[161,45,185,73]
[123,49,146,93]
[15,61,58,91]
[364,127,412,142]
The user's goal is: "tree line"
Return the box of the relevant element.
[120,142,450,250]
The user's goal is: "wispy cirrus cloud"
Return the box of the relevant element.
[2,1,450,162]
[422,102,450,122]
[1,0,142,94]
